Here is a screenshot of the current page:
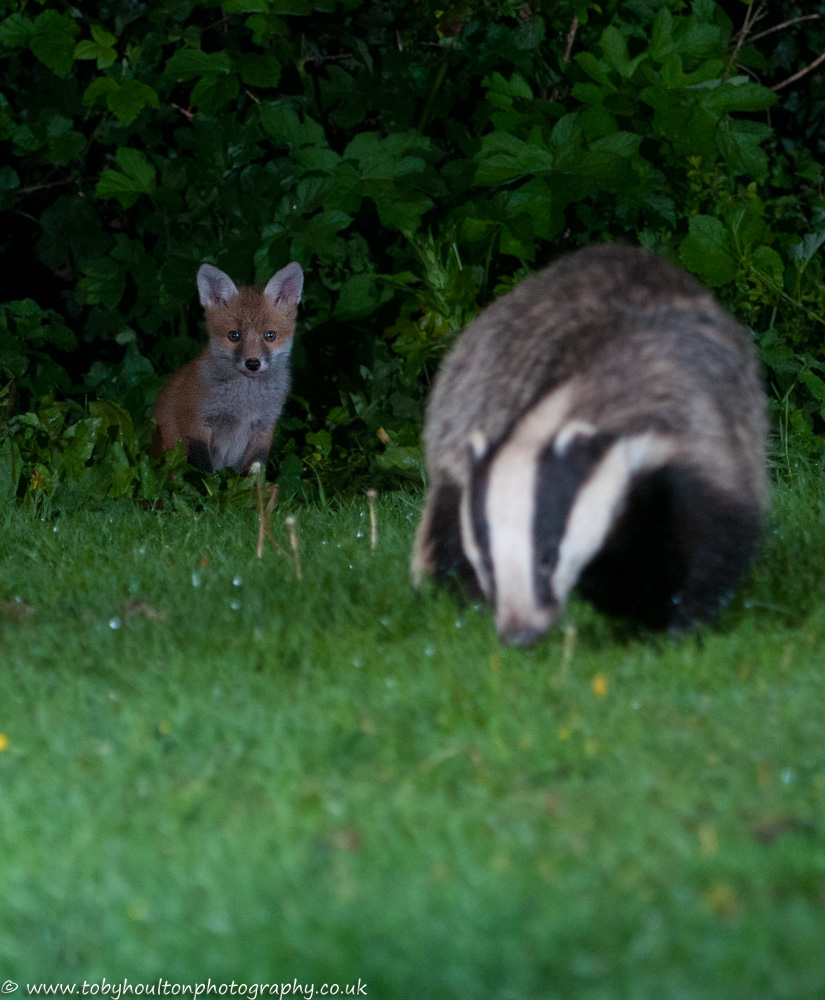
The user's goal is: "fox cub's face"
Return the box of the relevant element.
[197,262,304,378]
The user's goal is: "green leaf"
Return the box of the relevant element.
[234,52,282,88]
[600,25,645,79]
[474,132,554,186]
[95,148,156,208]
[106,80,160,123]
[589,131,642,157]
[679,215,737,286]
[750,245,784,289]
[800,371,825,420]
[82,77,119,107]
[91,24,116,47]
[29,10,79,77]
[649,7,675,63]
[164,48,232,80]
[719,119,773,181]
[76,256,127,309]
[573,51,615,89]
[0,13,33,48]
[290,209,351,260]
[270,0,311,12]
[190,72,239,113]
[790,232,825,270]
[697,77,777,117]
[74,24,117,69]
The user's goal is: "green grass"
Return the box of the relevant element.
[2,477,825,998]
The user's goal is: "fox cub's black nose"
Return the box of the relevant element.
[245,358,261,372]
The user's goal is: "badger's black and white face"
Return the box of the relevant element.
[458,396,676,646]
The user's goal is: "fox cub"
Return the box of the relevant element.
[152,261,303,474]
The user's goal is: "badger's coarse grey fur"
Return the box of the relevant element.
[411,243,768,646]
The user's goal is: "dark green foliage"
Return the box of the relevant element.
[1,0,824,497]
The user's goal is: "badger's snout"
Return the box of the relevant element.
[495,604,556,647]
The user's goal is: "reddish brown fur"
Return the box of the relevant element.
[151,262,302,473]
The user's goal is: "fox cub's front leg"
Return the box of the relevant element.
[239,421,276,475]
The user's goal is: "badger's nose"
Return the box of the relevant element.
[497,622,547,647]
[245,358,261,372]
[495,606,555,647]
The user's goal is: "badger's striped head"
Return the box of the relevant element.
[459,392,675,646]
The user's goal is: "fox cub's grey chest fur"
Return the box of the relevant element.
[151,260,304,474]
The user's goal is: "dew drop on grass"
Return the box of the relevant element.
[782,769,794,784]
[386,677,397,688]
[191,572,201,587]
[425,645,435,657]
[454,618,465,629]
[356,530,364,538]
[139,546,146,555]
[230,600,241,611]
[352,657,363,668]
[109,618,121,630]
[380,617,389,627]
[233,575,243,587]
[52,524,58,533]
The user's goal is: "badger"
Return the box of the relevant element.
[411,244,769,646]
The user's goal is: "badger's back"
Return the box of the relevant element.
[414,244,768,643]
[425,244,764,490]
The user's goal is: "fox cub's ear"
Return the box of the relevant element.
[197,264,239,309]
[264,262,304,307]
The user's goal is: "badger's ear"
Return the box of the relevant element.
[197,264,239,309]
[264,261,304,307]
[467,429,488,463]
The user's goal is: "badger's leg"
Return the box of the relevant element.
[578,464,761,630]
[665,470,762,631]
[411,478,480,595]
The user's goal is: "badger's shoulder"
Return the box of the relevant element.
[423,244,762,477]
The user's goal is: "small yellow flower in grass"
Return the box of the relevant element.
[703,882,742,917]
[591,673,608,697]
[0,733,8,752]
[557,726,572,741]
[698,822,719,856]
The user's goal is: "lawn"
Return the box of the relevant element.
[1,476,824,998]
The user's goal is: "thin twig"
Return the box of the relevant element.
[244,89,261,104]
[562,17,579,64]
[18,177,77,195]
[749,13,820,43]
[285,516,302,580]
[551,16,579,103]
[366,488,377,551]
[772,52,825,92]
[726,1,767,79]
[171,103,195,119]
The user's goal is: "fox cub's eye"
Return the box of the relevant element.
[264,330,276,342]
[228,330,241,342]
